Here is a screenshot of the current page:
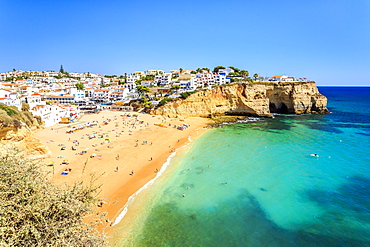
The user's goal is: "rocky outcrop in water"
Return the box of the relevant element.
[151,81,329,118]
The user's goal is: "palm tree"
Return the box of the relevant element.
[253,73,259,80]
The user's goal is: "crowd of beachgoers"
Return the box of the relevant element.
[35,110,209,231]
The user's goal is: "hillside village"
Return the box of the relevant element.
[0,66,305,127]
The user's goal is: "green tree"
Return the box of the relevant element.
[59,65,65,73]
[213,66,226,73]
[0,150,107,246]
[179,68,183,73]
[228,66,240,73]
[170,85,181,93]
[240,70,249,78]
[253,73,259,80]
[100,78,105,88]
[136,86,151,96]
[75,82,85,90]
[143,101,152,108]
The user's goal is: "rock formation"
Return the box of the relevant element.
[0,126,51,159]
[0,103,50,159]
[151,81,329,118]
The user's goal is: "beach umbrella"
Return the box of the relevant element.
[91,153,97,157]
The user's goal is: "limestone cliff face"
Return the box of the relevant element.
[0,127,51,159]
[151,81,328,118]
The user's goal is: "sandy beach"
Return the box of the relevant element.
[34,110,209,234]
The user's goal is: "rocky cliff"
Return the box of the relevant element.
[151,81,329,118]
[0,126,51,159]
[0,103,50,159]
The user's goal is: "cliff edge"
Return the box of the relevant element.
[151,81,329,118]
[0,103,50,159]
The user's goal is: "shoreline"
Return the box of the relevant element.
[105,124,207,230]
[111,135,193,226]
[33,111,209,235]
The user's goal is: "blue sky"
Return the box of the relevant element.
[1,0,369,85]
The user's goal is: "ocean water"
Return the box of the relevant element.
[113,87,370,247]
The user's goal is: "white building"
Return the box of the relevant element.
[218,68,235,75]
[155,73,172,86]
[67,87,85,101]
[268,75,296,82]
[126,74,141,84]
[22,93,65,127]
[213,73,229,85]
[30,104,65,127]
[108,87,129,102]
[0,89,22,110]
[0,73,8,81]
[123,82,137,92]
[92,88,111,102]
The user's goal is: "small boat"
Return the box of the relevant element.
[310,154,319,157]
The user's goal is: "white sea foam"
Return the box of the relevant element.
[112,141,192,226]
[236,117,261,123]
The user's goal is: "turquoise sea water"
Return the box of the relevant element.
[114,87,370,247]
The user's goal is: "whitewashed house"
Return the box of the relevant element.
[0,90,22,110]
[126,74,141,84]
[155,73,172,86]
[268,75,296,82]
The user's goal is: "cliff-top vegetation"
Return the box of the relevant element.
[0,103,42,129]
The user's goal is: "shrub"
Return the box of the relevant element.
[0,103,17,117]
[21,103,30,112]
[0,150,107,246]
[158,98,174,107]
[180,91,196,99]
